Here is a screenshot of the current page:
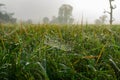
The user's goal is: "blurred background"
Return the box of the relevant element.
[0,0,120,24]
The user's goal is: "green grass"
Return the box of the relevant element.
[0,24,120,80]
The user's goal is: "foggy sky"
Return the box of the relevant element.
[1,0,120,24]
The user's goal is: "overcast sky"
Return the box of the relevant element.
[0,0,120,23]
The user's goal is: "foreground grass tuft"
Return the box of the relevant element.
[0,24,120,80]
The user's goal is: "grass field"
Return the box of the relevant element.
[0,24,120,80]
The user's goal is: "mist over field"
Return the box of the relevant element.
[0,0,120,80]
[1,0,120,24]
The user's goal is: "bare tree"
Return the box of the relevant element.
[104,0,116,26]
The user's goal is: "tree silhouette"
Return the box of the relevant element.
[58,4,73,24]
[0,3,16,23]
[95,15,107,25]
[43,17,49,24]
[104,0,116,26]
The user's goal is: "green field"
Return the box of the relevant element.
[0,24,120,80]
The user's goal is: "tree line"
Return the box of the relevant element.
[42,4,74,24]
[0,3,16,23]
[0,0,117,25]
